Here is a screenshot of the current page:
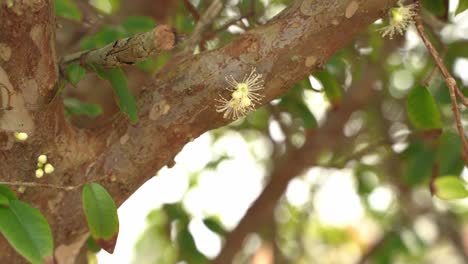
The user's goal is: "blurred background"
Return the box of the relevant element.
[53,0,468,263]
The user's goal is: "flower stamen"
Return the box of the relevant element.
[216,67,265,120]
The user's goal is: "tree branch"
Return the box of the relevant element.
[60,25,178,69]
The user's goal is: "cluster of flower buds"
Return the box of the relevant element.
[35,154,55,178]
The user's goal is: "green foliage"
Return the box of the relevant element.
[92,66,138,123]
[133,209,177,264]
[54,0,82,21]
[279,80,318,129]
[0,194,9,207]
[122,16,156,34]
[176,224,208,264]
[406,85,443,131]
[456,0,468,15]
[67,63,86,86]
[64,98,103,118]
[203,217,226,236]
[81,26,127,50]
[421,0,446,17]
[0,185,17,201]
[0,200,53,264]
[402,140,436,186]
[89,0,120,14]
[434,176,468,200]
[82,183,119,251]
[314,70,342,107]
[437,132,464,175]
[370,232,409,264]
[86,236,102,252]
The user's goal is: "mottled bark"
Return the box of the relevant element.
[0,0,395,262]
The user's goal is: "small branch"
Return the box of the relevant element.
[0,176,110,191]
[183,0,200,21]
[60,25,177,69]
[204,11,255,40]
[414,2,468,164]
[185,0,225,51]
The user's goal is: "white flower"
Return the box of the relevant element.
[44,164,54,174]
[380,0,417,39]
[14,132,28,141]
[216,68,264,120]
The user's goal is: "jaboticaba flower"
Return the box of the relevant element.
[44,163,54,174]
[35,168,44,178]
[14,132,28,141]
[37,154,47,165]
[380,0,417,39]
[216,67,264,120]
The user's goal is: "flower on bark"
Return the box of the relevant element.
[380,0,417,39]
[216,68,264,120]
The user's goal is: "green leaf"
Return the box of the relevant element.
[177,224,208,264]
[288,101,318,129]
[122,16,156,34]
[0,200,53,264]
[67,63,86,86]
[314,70,342,108]
[80,26,126,50]
[91,66,138,123]
[421,0,446,16]
[64,98,103,118]
[0,185,17,201]
[54,0,82,21]
[402,140,436,186]
[106,68,138,123]
[203,217,226,236]
[434,176,468,200]
[456,0,468,15]
[437,132,464,176]
[82,183,119,253]
[406,85,443,131]
[0,194,9,207]
[89,0,120,14]
[86,236,101,252]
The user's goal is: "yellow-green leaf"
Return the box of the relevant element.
[54,0,82,21]
[82,183,119,253]
[434,176,468,200]
[67,63,86,86]
[456,0,468,15]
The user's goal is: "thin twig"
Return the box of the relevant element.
[414,1,468,164]
[183,0,200,21]
[184,0,225,51]
[0,175,110,191]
